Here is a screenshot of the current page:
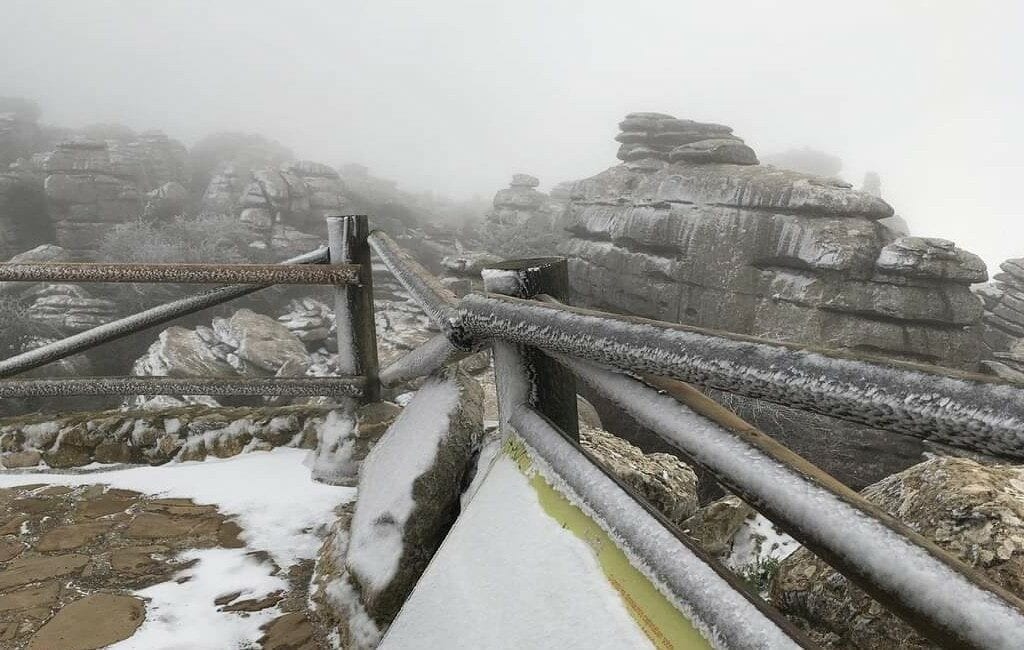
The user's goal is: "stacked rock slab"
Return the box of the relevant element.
[561,113,987,368]
[204,160,347,248]
[615,112,758,169]
[39,140,144,257]
[977,258,1024,381]
[487,174,560,227]
[0,161,50,259]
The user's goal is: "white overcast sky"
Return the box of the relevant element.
[2,0,1022,267]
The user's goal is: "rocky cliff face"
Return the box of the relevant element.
[201,159,347,253]
[560,112,987,368]
[977,258,1024,381]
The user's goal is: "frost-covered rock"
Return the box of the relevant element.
[310,401,402,486]
[314,369,483,644]
[772,457,1024,648]
[132,308,313,408]
[978,256,1024,380]
[683,495,756,557]
[486,174,563,228]
[0,403,339,468]
[22,283,118,333]
[561,112,986,368]
[580,424,698,528]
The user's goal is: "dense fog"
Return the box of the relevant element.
[2,1,1022,263]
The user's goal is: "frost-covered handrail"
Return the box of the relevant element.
[379,333,474,388]
[490,342,809,649]
[366,230,463,337]
[0,261,359,285]
[0,375,366,398]
[460,293,1024,459]
[0,246,330,379]
[555,354,1024,649]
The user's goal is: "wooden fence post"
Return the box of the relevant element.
[483,257,579,439]
[327,215,380,403]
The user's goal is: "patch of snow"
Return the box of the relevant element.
[726,514,799,573]
[0,448,354,567]
[109,548,287,650]
[346,376,460,593]
[382,454,654,650]
[309,408,357,484]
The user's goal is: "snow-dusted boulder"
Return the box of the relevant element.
[312,368,483,646]
[772,457,1024,647]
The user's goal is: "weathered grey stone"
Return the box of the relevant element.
[560,113,986,368]
[876,236,988,284]
[668,138,758,165]
[212,309,310,375]
[580,425,698,528]
[343,368,483,629]
[772,457,1024,648]
[682,495,756,557]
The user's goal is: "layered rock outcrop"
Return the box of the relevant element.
[486,174,560,227]
[201,160,347,253]
[561,112,987,367]
[0,97,42,168]
[977,257,1024,381]
[772,457,1024,648]
[0,162,50,259]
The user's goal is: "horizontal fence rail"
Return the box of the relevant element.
[0,247,329,379]
[0,261,359,285]
[554,353,1024,649]
[379,333,472,388]
[0,376,365,398]
[492,341,809,649]
[367,230,463,336]
[459,293,1024,459]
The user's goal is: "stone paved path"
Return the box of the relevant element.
[0,482,320,649]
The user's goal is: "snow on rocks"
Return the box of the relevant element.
[772,456,1024,648]
[0,403,344,469]
[311,368,483,645]
[580,423,698,528]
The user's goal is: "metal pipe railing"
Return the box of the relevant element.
[557,354,1024,649]
[0,247,329,379]
[491,341,809,649]
[0,375,365,398]
[460,293,1024,459]
[366,230,462,335]
[379,333,472,388]
[0,261,359,285]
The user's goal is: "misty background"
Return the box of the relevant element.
[2,0,1021,267]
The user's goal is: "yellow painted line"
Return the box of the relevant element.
[505,437,712,650]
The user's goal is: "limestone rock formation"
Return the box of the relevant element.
[22,283,118,333]
[772,457,1024,648]
[0,163,50,259]
[978,257,1024,380]
[131,308,313,407]
[561,112,987,368]
[486,174,561,227]
[580,424,698,527]
[40,139,145,257]
[201,159,347,251]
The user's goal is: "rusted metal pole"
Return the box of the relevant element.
[0,262,359,285]
[0,247,329,379]
[0,376,365,398]
[483,258,579,439]
[328,215,379,403]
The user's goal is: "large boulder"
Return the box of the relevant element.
[772,457,1024,648]
[560,112,987,369]
[580,424,698,528]
[312,369,483,646]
